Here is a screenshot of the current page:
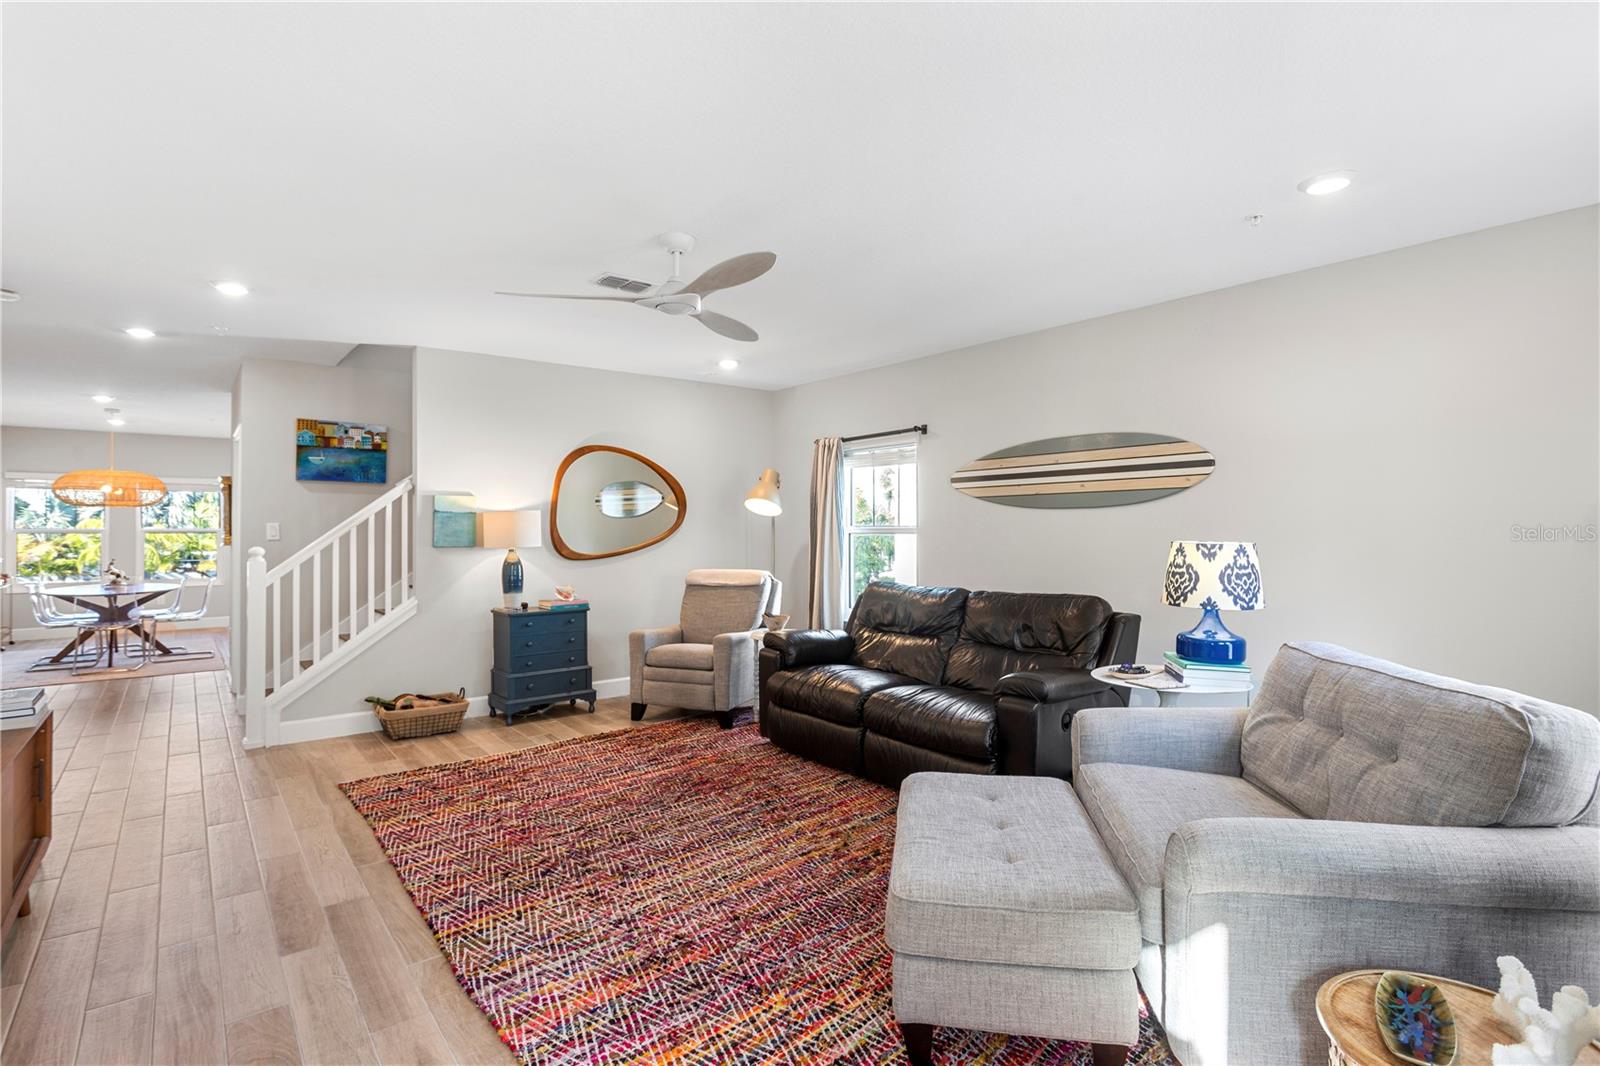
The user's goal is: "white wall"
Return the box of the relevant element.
[772,207,1600,711]
[231,348,415,690]
[233,349,414,570]
[1,425,234,624]
[275,347,777,724]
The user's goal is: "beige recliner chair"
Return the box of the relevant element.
[629,569,783,728]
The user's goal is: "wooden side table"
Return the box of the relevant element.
[2,692,53,939]
[1316,969,1600,1066]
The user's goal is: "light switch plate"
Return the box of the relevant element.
[265,522,281,541]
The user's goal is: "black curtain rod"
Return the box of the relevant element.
[836,424,928,444]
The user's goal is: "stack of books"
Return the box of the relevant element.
[1162,651,1251,686]
[538,598,589,612]
[1,687,47,723]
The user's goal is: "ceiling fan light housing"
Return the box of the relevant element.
[640,293,702,316]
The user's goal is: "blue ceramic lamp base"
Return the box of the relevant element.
[1175,604,1246,665]
[501,549,524,610]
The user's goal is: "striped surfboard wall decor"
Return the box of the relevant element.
[950,432,1215,509]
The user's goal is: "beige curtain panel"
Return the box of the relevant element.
[807,436,845,628]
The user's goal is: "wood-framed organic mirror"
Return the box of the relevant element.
[549,445,686,560]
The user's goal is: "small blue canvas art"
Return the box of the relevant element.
[433,494,480,548]
[296,418,388,483]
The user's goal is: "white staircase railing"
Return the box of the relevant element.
[243,476,416,747]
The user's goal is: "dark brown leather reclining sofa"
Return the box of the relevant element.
[758,581,1140,786]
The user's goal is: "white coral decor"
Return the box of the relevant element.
[1491,956,1600,1065]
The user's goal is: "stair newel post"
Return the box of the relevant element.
[244,546,270,749]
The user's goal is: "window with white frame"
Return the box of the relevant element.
[844,436,918,609]
[7,485,105,582]
[141,488,222,577]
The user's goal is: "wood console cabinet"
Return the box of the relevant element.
[2,699,52,939]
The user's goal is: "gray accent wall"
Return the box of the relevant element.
[771,207,1599,711]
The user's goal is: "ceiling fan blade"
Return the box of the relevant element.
[695,310,759,342]
[494,292,638,301]
[680,252,776,296]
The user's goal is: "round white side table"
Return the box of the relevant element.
[1090,665,1254,709]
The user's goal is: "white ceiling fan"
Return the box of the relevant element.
[496,232,775,342]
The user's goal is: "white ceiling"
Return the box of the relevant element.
[3,2,1596,437]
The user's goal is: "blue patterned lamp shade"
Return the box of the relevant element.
[1162,541,1264,665]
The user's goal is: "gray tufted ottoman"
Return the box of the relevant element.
[886,773,1142,1066]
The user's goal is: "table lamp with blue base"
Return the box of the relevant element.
[1162,540,1264,665]
[481,510,543,609]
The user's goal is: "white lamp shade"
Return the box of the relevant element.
[480,510,542,550]
[1162,540,1264,610]
[744,468,782,517]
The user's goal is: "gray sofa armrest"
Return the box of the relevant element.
[1157,819,1600,1065]
[762,628,854,669]
[628,625,683,703]
[1071,706,1247,779]
[712,630,761,711]
[1166,818,1600,912]
[995,668,1106,703]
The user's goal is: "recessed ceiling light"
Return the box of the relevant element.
[0,289,19,303]
[124,327,155,339]
[91,394,116,404]
[105,408,126,427]
[212,280,249,297]
[1298,171,1355,196]
[718,357,740,371]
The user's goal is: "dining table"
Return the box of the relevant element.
[45,581,180,667]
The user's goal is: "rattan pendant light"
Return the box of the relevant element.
[52,431,168,508]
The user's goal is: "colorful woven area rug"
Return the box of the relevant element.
[341,720,1178,1065]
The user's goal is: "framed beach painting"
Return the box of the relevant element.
[295,418,389,483]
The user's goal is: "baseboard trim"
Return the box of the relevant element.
[274,678,628,745]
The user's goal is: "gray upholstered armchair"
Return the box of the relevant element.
[629,569,783,729]
[1071,641,1600,1066]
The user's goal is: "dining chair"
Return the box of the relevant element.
[135,572,216,659]
[23,581,103,670]
[73,618,152,675]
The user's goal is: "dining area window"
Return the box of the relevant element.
[7,486,103,582]
[141,488,222,577]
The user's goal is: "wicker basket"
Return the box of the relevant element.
[368,689,469,740]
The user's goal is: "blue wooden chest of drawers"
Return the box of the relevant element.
[489,607,597,724]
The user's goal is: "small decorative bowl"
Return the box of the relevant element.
[1374,971,1458,1066]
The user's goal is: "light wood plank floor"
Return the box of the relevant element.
[1,671,701,1066]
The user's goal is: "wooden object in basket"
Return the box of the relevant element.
[371,692,470,740]
[1317,969,1600,1066]
[2,698,52,938]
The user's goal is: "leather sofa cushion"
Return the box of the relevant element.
[848,582,969,685]
[945,591,1113,692]
[644,643,715,670]
[1074,762,1301,943]
[863,686,997,760]
[771,664,919,726]
[1243,642,1600,828]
